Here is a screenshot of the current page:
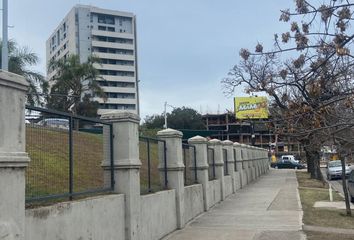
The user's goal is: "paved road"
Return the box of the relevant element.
[164,169,306,240]
[321,167,346,195]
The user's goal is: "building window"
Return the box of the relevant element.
[99,104,136,110]
[107,27,115,32]
[98,26,106,31]
[57,30,60,45]
[97,14,115,25]
[98,81,135,88]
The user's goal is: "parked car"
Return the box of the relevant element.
[271,158,306,169]
[347,171,354,203]
[281,155,299,164]
[326,160,351,180]
[37,118,69,130]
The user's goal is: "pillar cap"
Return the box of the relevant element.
[221,140,233,146]
[233,142,241,147]
[101,112,140,123]
[157,128,183,138]
[188,135,207,144]
[208,139,221,146]
[0,70,28,91]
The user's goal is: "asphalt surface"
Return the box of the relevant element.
[320,167,351,196]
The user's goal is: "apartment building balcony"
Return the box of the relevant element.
[93,63,135,72]
[97,75,135,82]
[92,52,135,61]
[101,86,136,93]
[92,30,134,40]
[93,97,136,104]
[91,40,134,50]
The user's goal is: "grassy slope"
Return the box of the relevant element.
[26,126,105,197]
[26,126,163,199]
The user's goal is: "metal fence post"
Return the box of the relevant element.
[0,71,30,240]
[69,116,73,200]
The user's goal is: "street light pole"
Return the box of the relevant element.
[163,101,176,129]
[2,0,8,71]
[164,101,167,129]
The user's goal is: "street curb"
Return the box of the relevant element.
[303,225,354,235]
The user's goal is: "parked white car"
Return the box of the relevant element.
[281,155,299,164]
[37,118,69,130]
[326,160,351,180]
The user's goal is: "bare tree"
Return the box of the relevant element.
[222,0,354,182]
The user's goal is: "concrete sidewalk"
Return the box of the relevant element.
[164,169,306,240]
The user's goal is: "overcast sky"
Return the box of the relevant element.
[9,0,291,119]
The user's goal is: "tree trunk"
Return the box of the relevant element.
[305,147,314,174]
[341,158,351,216]
[306,148,322,180]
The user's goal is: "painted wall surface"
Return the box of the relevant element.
[139,190,177,240]
[25,194,125,240]
[207,179,221,208]
[224,175,233,197]
[183,184,204,223]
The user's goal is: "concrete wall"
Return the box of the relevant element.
[25,194,125,240]
[224,175,233,197]
[138,190,177,240]
[2,69,270,240]
[234,171,242,190]
[207,179,221,208]
[183,184,204,223]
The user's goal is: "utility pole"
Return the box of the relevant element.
[2,0,8,71]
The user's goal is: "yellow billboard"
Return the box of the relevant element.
[234,97,268,119]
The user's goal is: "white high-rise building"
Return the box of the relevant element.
[46,5,139,115]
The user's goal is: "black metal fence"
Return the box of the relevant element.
[207,147,216,180]
[139,136,167,194]
[223,149,229,175]
[182,143,197,185]
[25,106,114,203]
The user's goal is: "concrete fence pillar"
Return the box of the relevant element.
[265,149,270,173]
[157,128,185,229]
[240,144,249,184]
[222,140,235,193]
[101,112,141,240]
[208,139,225,201]
[250,146,256,181]
[0,71,30,240]
[233,142,243,189]
[256,149,260,178]
[188,136,209,211]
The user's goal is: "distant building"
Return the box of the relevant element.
[46,5,139,115]
[202,112,303,157]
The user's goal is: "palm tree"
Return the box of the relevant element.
[47,54,105,114]
[0,39,47,105]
